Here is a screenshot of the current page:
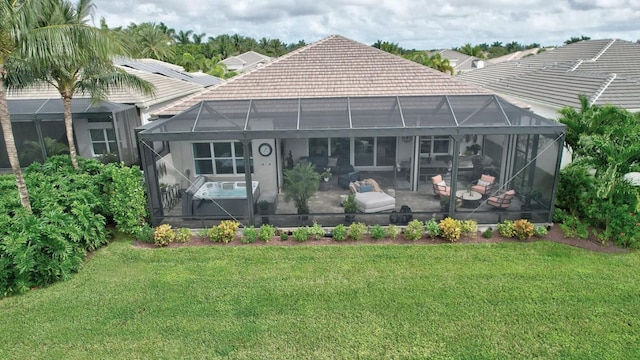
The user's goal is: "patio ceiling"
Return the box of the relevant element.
[138,95,565,141]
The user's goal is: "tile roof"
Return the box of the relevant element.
[114,58,223,87]
[428,49,483,72]
[157,35,491,116]
[7,68,204,108]
[459,39,640,110]
[221,51,273,73]
[487,48,541,65]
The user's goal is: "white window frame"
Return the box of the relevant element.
[193,141,253,175]
[89,128,117,156]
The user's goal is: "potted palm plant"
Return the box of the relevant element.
[283,162,320,220]
[343,194,358,224]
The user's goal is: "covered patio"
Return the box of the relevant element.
[137,94,565,228]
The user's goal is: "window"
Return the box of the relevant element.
[420,136,450,156]
[90,128,117,156]
[193,142,253,175]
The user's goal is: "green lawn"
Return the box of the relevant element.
[1,239,638,359]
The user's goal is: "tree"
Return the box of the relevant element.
[0,0,65,212]
[456,43,485,59]
[406,51,454,75]
[125,22,174,60]
[7,0,155,170]
[174,30,193,45]
[564,35,590,45]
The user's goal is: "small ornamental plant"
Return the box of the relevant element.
[259,224,276,242]
[292,227,309,242]
[347,222,367,241]
[533,225,548,237]
[332,224,347,241]
[308,221,326,240]
[153,224,175,247]
[208,220,240,243]
[497,220,516,238]
[425,217,442,238]
[513,219,534,240]
[175,227,192,243]
[134,224,154,243]
[404,219,425,241]
[280,232,289,241]
[439,217,462,242]
[385,224,401,240]
[370,224,385,240]
[482,228,493,238]
[460,220,478,238]
[242,226,259,244]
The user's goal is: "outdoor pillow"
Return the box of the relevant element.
[359,184,373,192]
[327,157,338,167]
[437,181,446,187]
[478,180,490,186]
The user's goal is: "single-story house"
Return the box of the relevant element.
[137,35,565,228]
[1,59,223,169]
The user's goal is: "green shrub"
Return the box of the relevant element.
[153,224,175,247]
[482,228,493,238]
[206,226,221,242]
[292,227,309,242]
[497,220,516,238]
[559,215,588,239]
[369,224,385,240]
[425,218,442,238]
[242,226,259,244]
[513,219,534,240]
[217,220,240,243]
[175,228,192,243]
[280,232,289,241]
[460,220,478,237]
[404,219,424,241]
[385,224,401,240]
[332,224,347,241]
[347,222,367,241]
[308,221,326,240]
[439,217,462,242]
[101,163,148,235]
[134,224,155,243]
[553,208,569,223]
[259,224,276,242]
[533,226,548,237]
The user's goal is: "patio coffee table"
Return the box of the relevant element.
[456,190,482,207]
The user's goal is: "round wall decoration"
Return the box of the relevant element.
[401,136,412,143]
[258,143,272,156]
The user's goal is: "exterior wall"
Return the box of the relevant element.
[169,139,279,195]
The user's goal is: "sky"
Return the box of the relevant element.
[93,0,640,49]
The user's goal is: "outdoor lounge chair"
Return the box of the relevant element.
[431,174,450,197]
[338,169,360,189]
[348,178,396,213]
[471,174,495,196]
[487,189,515,209]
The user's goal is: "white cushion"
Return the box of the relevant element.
[355,192,396,213]
[437,181,446,187]
[478,180,490,186]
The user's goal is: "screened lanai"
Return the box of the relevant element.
[1,98,139,169]
[137,94,565,228]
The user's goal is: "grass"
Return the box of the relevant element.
[1,238,639,359]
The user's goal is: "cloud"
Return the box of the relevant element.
[93,0,640,49]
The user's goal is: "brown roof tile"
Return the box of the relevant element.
[157,35,490,116]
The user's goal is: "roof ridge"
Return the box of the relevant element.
[590,73,616,104]
[154,36,340,116]
[591,39,616,61]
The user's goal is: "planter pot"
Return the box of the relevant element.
[345,213,356,224]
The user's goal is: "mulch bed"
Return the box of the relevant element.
[133,224,630,253]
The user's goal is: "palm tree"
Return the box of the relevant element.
[192,32,206,45]
[174,30,193,45]
[406,51,454,75]
[126,22,174,60]
[0,0,63,212]
[7,0,155,170]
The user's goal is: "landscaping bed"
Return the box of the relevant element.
[134,223,628,253]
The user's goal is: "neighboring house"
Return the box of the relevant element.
[427,49,485,73]
[2,59,222,169]
[458,39,640,119]
[220,51,273,73]
[486,47,542,65]
[139,35,564,227]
